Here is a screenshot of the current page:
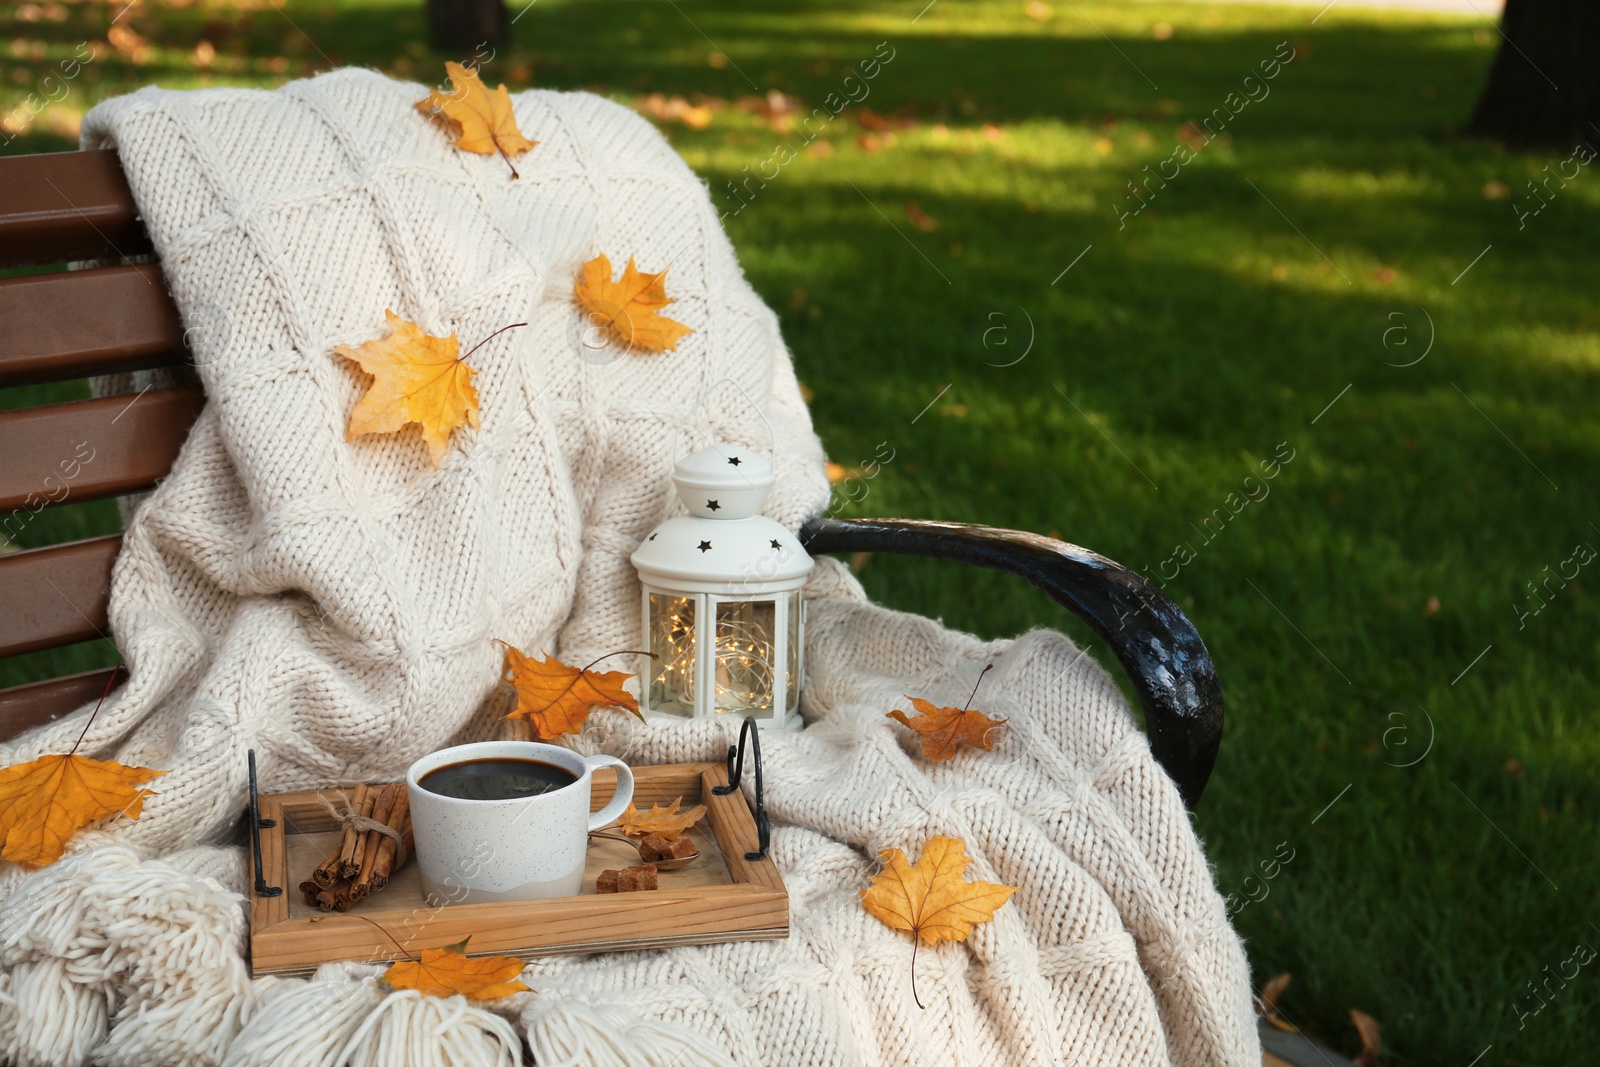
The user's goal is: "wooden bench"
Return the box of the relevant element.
[0,148,1225,808]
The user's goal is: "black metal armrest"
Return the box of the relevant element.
[800,517,1222,810]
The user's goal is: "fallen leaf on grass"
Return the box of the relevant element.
[1176,122,1208,151]
[1260,972,1292,1016]
[501,644,641,739]
[0,754,164,868]
[619,797,707,841]
[825,461,861,484]
[1350,1008,1382,1067]
[860,835,1017,1007]
[107,25,149,64]
[635,92,714,129]
[416,61,537,177]
[382,938,528,1000]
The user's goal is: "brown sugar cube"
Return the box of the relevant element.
[598,865,659,892]
[638,833,674,863]
[623,864,658,891]
[665,836,697,860]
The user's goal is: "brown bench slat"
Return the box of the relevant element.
[0,666,125,744]
[0,149,151,269]
[0,387,204,515]
[0,535,120,659]
[0,265,186,387]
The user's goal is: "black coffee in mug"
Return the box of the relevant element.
[418,757,577,801]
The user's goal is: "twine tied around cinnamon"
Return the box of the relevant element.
[317,788,408,870]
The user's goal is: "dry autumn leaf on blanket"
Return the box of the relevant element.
[574,253,694,353]
[0,756,165,868]
[860,835,1017,1008]
[0,671,165,868]
[618,797,707,841]
[501,643,645,738]
[888,664,1007,761]
[415,61,538,178]
[381,937,529,1000]
[336,312,524,467]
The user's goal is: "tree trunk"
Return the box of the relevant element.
[427,0,510,56]
[1466,0,1600,147]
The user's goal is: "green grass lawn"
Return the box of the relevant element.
[4,0,1597,1062]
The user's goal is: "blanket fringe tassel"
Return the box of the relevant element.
[0,843,253,1067]
[522,995,741,1067]
[225,964,521,1067]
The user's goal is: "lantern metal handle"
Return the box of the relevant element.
[666,377,777,477]
[712,715,770,861]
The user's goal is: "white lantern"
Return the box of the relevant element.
[630,443,813,729]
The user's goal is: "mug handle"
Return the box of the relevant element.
[586,755,635,832]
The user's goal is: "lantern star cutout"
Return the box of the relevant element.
[706,500,721,511]
[697,541,712,552]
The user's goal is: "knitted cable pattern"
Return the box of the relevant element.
[0,69,1258,1066]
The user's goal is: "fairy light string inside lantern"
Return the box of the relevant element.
[631,442,811,729]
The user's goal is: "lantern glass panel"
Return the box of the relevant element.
[713,599,776,715]
[647,592,697,716]
[786,595,801,713]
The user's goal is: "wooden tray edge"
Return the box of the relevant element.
[253,925,791,979]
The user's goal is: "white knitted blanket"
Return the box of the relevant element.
[0,70,1257,1066]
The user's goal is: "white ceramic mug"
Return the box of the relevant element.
[406,741,634,905]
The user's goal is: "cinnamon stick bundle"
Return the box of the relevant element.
[295,781,410,912]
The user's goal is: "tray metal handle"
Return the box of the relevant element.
[711,716,770,861]
[248,749,281,897]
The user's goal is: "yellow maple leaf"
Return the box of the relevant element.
[618,797,707,841]
[415,61,538,178]
[501,643,642,739]
[860,835,1017,1007]
[335,309,480,467]
[887,697,1007,762]
[0,753,165,869]
[381,937,529,1000]
[574,254,693,353]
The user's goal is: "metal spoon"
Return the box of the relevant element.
[587,830,700,871]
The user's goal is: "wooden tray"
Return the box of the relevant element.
[247,761,787,977]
